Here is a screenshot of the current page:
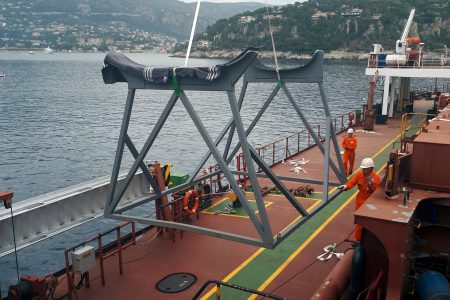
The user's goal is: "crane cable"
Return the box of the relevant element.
[184,0,201,67]
[264,0,281,82]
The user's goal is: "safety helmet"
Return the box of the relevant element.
[347,128,354,134]
[360,158,375,169]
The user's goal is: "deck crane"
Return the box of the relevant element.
[385,8,417,67]
[396,8,416,54]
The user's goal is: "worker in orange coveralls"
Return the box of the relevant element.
[342,128,357,176]
[339,158,380,240]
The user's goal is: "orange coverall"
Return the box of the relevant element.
[342,136,357,175]
[345,171,380,240]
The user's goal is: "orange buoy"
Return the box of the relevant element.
[183,189,199,215]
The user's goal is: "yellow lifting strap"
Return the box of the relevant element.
[161,164,173,187]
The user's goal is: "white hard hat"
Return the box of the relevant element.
[347,128,354,134]
[360,158,375,169]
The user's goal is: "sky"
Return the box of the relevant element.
[181,0,301,4]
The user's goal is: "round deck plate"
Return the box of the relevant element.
[156,272,197,293]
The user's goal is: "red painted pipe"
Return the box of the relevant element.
[310,249,354,300]
[366,270,384,300]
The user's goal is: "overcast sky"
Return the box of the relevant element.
[181,0,301,5]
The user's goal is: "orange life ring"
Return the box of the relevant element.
[406,37,421,44]
[183,189,199,215]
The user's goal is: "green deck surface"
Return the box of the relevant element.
[204,198,272,217]
[204,118,422,299]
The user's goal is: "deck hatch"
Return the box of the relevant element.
[156,272,197,293]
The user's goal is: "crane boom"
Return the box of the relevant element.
[401,9,415,43]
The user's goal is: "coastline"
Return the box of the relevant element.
[1,48,444,61]
[173,50,371,60]
[173,49,447,61]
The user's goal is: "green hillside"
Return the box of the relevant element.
[181,0,450,54]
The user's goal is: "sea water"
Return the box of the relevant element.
[0,51,370,292]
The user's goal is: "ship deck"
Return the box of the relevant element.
[54,118,414,300]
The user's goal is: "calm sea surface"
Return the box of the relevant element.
[0,51,370,291]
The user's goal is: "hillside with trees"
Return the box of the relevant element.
[0,0,263,51]
[179,0,450,55]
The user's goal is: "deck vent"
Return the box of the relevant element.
[156,272,197,293]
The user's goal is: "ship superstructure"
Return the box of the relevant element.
[366,9,450,120]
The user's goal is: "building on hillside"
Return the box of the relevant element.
[263,14,283,20]
[371,14,382,20]
[341,8,363,17]
[311,11,336,23]
[239,16,255,24]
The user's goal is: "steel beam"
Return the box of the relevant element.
[179,91,267,240]
[227,90,273,242]
[248,146,308,216]
[281,83,343,181]
[124,135,159,193]
[105,89,136,213]
[229,171,341,187]
[190,81,248,181]
[318,82,346,183]
[105,92,178,214]
[224,83,282,165]
[109,213,268,248]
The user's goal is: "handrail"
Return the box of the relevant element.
[400,113,432,152]
[64,221,137,297]
[367,51,450,69]
[236,112,348,175]
[205,112,348,194]
[191,279,287,300]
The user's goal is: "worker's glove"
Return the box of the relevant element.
[338,185,347,191]
[368,177,375,185]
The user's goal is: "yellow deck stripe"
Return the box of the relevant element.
[200,200,321,300]
[246,132,404,299]
[247,195,357,299]
[247,166,387,299]
[201,126,407,300]
[264,193,322,201]
[199,248,266,300]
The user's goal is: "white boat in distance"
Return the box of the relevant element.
[43,46,54,54]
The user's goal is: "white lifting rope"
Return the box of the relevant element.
[264,0,280,81]
[185,0,201,67]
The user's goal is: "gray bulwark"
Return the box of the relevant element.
[102,49,345,249]
[0,173,148,257]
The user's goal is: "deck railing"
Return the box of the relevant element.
[64,221,137,298]
[192,279,287,300]
[411,84,450,94]
[236,113,349,178]
[367,51,449,69]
